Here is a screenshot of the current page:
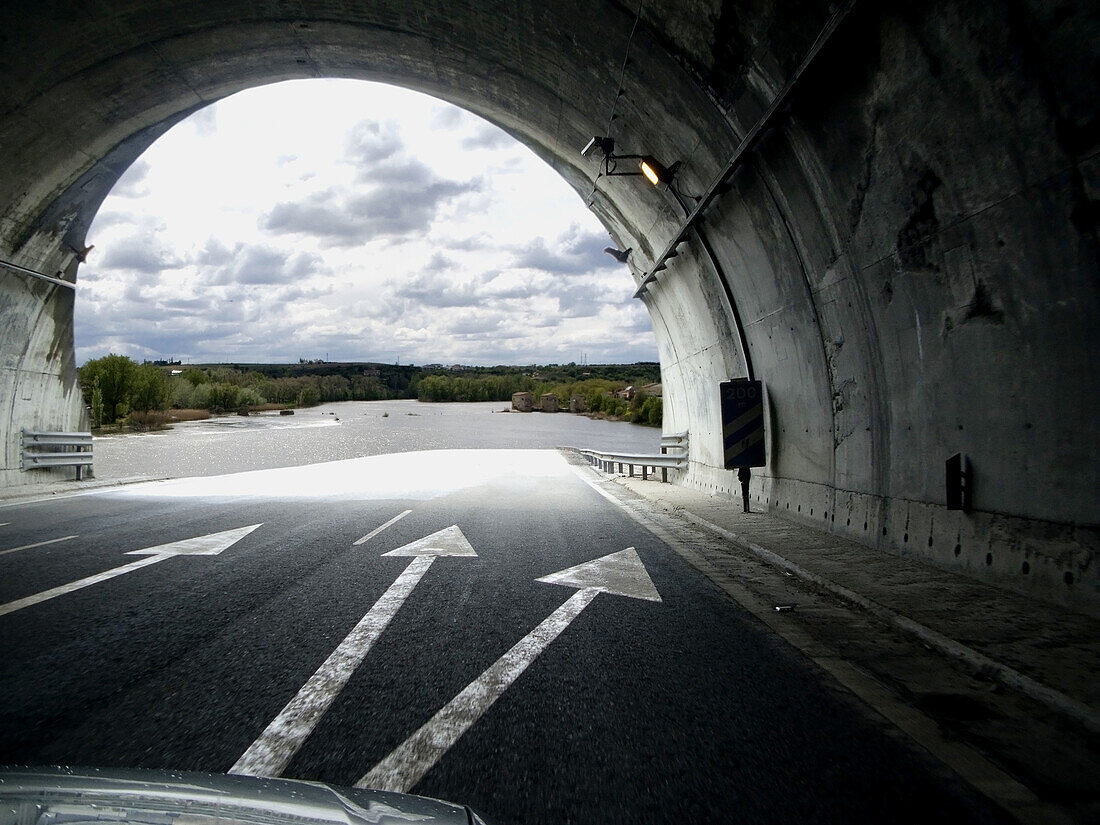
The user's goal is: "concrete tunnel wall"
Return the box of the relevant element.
[0,0,1096,611]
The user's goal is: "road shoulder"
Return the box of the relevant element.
[563,452,1099,824]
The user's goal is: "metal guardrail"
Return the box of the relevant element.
[21,429,93,479]
[578,445,686,483]
[575,432,689,483]
[661,432,688,453]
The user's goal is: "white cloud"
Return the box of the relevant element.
[345,120,403,169]
[111,160,152,199]
[460,124,514,151]
[99,232,181,273]
[75,79,656,366]
[189,105,217,137]
[198,244,324,285]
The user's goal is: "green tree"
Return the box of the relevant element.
[79,354,137,423]
[634,395,662,427]
[296,384,320,406]
[206,382,242,412]
[318,374,350,401]
[417,374,453,401]
[238,387,265,407]
[130,363,171,412]
[181,367,209,386]
[90,376,104,428]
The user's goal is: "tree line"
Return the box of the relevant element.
[79,356,399,427]
[416,374,662,426]
[78,355,662,428]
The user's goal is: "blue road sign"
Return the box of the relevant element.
[721,379,765,468]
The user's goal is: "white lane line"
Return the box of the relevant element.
[353,509,412,545]
[358,588,599,793]
[230,554,437,778]
[0,524,261,618]
[0,522,10,527]
[0,535,77,557]
[0,555,167,617]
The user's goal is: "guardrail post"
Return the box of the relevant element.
[577,446,682,483]
[20,429,94,480]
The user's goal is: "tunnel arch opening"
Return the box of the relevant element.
[1,1,1096,611]
[75,78,658,369]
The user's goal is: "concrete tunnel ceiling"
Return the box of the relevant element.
[0,1,1097,611]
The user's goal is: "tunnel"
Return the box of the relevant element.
[0,0,1096,612]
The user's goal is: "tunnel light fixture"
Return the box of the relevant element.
[581,136,616,159]
[639,157,672,186]
[582,136,675,187]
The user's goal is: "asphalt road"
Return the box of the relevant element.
[0,451,1010,824]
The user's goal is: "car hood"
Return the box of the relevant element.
[0,767,488,825]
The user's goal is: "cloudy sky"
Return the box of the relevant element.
[75,79,657,367]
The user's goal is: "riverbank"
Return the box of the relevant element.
[87,399,661,481]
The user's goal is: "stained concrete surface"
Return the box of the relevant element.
[0,0,1096,608]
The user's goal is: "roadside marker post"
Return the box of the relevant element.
[721,379,765,512]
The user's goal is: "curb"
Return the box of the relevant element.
[0,475,169,506]
[667,505,1100,737]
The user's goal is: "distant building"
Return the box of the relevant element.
[617,385,636,401]
[540,393,559,413]
[512,391,534,412]
[640,382,663,397]
[569,395,586,413]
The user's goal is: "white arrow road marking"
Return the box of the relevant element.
[0,535,77,557]
[536,546,662,602]
[230,525,477,778]
[122,524,263,557]
[353,509,412,545]
[0,524,262,618]
[378,525,477,559]
[357,546,660,793]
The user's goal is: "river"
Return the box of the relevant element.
[91,399,661,480]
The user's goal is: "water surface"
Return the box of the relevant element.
[92,400,660,480]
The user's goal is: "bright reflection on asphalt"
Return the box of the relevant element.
[103,449,572,501]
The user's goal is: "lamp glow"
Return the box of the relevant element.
[640,160,661,185]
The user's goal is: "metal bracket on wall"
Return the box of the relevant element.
[0,258,75,290]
